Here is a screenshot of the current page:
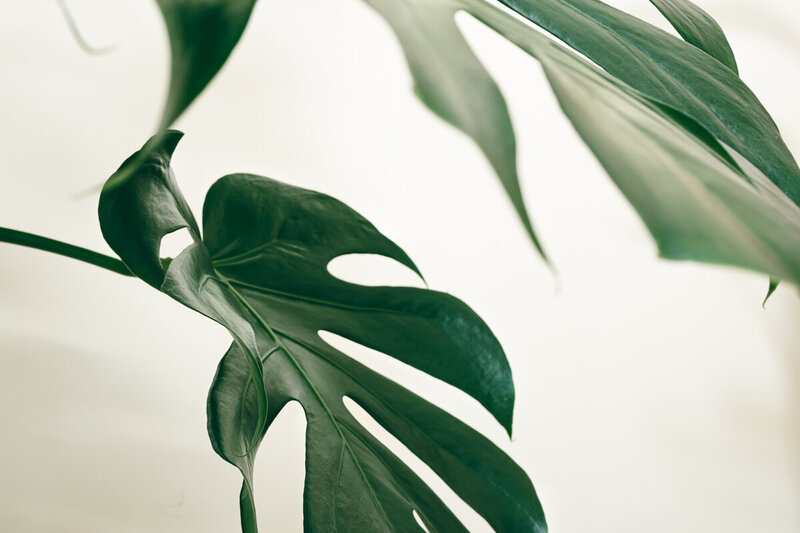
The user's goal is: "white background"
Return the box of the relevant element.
[1,0,799,531]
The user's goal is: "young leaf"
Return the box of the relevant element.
[649,0,738,73]
[99,132,547,533]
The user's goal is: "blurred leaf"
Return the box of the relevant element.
[649,0,738,73]
[533,36,800,282]
[104,0,256,190]
[155,0,256,129]
[56,0,117,55]
[763,278,779,308]
[464,4,800,283]
[497,0,800,207]
[98,132,546,533]
[147,0,800,289]
[344,0,799,280]
[364,0,547,261]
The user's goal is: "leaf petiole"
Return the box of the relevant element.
[0,226,132,277]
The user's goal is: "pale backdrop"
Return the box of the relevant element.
[1,0,799,531]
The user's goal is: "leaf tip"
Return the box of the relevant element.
[763,278,779,308]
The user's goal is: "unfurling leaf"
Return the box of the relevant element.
[99,133,546,533]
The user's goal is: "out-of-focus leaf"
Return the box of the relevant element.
[649,0,738,73]
[763,278,779,308]
[155,0,256,129]
[150,0,549,260]
[533,38,800,282]
[104,0,256,190]
[99,132,547,533]
[147,0,800,288]
[56,0,117,55]
[364,0,547,261]
[345,0,799,278]
[497,0,800,207]
[463,3,800,283]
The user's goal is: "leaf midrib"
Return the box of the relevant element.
[273,326,502,494]
[216,271,396,532]
[211,238,278,266]
[224,278,422,317]
[277,328,463,531]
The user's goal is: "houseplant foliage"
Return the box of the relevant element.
[97,131,546,532]
[2,0,800,531]
[149,0,800,288]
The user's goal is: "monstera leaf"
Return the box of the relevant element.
[468,4,800,285]
[533,38,800,282]
[362,0,546,260]
[98,132,546,533]
[144,0,800,293]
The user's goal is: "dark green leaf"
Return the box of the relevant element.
[649,0,738,73]
[99,131,268,526]
[763,278,779,308]
[155,0,256,129]
[99,133,546,533]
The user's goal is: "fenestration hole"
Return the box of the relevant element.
[342,396,494,532]
[327,254,425,288]
[158,228,194,259]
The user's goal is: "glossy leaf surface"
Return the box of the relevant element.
[649,0,738,73]
[99,133,546,533]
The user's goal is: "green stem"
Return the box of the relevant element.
[0,226,132,277]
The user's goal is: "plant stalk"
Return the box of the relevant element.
[0,226,132,276]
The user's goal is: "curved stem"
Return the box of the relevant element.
[55,0,117,56]
[0,226,132,277]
